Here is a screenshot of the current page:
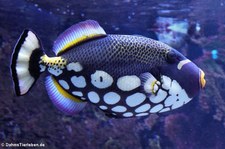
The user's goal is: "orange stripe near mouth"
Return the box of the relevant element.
[200,69,206,88]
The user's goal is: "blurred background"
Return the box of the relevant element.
[0,0,225,148]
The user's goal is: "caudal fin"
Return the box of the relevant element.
[11,30,44,96]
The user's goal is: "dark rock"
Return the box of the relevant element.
[203,21,219,37]
[0,35,2,47]
[0,131,6,141]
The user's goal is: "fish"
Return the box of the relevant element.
[10,20,206,118]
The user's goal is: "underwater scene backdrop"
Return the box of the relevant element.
[0,0,225,148]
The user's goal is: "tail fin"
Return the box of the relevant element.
[11,30,44,96]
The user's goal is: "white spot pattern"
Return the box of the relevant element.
[164,79,191,110]
[117,75,141,91]
[59,80,69,90]
[123,112,133,117]
[111,106,127,112]
[159,108,170,113]
[67,62,83,72]
[88,91,100,104]
[136,113,149,116]
[161,76,172,90]
[99,105,108,110]
[39,64,46,72]
[150,104,163,113]
[48,66,63,76]
[135,103,151,113]
[165,91,191,109]
[71,76,86,88]
[103,92,120,105]
[72,91,83,97]
[149,89,167,103]
[126,93,146,107]
[81,97,86,100]
[91,70,113,89]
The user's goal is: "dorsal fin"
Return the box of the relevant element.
[53,20,107,56]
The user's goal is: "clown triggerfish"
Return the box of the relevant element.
[11,20,206,118]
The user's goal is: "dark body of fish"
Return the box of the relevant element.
[54,34,172,117]
[61,34,170,77]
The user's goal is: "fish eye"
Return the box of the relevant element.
[166,50,183,64]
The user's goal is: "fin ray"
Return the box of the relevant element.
[53,20,107,55]
[140,72,160,95]
[11,30,44,96]
[45,76,86,115]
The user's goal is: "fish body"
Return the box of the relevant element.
[11,20,206,118]
[62,34,169,76]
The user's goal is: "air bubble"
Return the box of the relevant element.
[81,13,85,17]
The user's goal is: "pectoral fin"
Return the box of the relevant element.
[140,72,161,95]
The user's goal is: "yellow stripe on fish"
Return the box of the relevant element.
[58,33,106,55]
[51,76,82,103]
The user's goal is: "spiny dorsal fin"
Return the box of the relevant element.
[53,20,107,56]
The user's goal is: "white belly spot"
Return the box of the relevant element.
[123,112,134,117]
[136,113,149,117]
[88,91,100,104]
[117,75,141,91]
[135,103,151,113]
[126,93,146,107]
[149,89,167,103]
[103,92,121,105]
[99,105,108,110]
[111,106,127,112]
[72,91,83,97]
[150,104,163,113]
[58,80,70,90]
[71,76,86,88]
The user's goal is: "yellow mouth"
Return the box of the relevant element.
[200,69,206,88]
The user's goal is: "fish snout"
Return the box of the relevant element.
[200,69,206,89]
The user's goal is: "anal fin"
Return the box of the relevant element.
[45,76,86,115]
